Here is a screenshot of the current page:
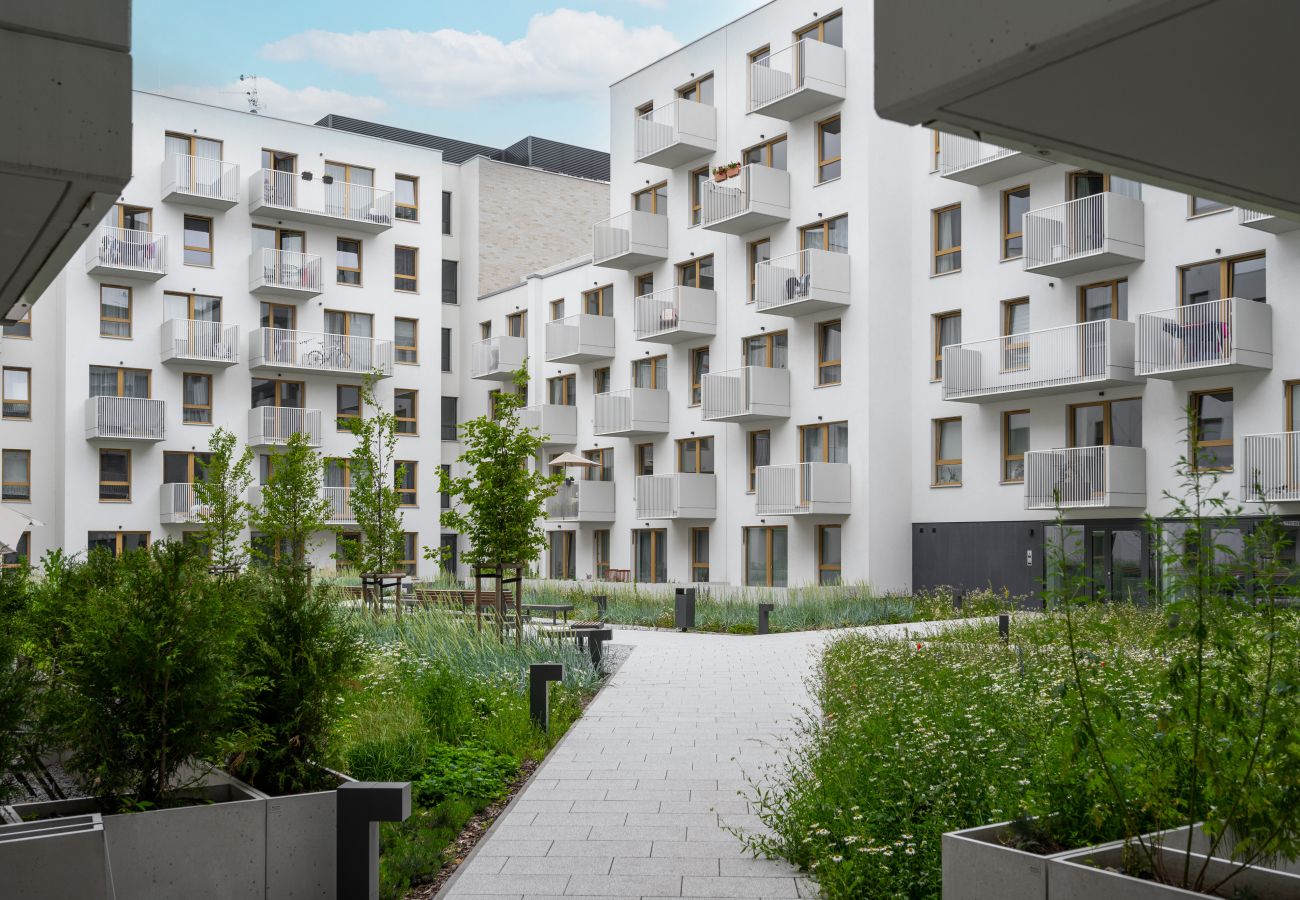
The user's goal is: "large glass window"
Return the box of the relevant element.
[933,418,962,485]
[677,437,714,474]
[1192,389,1233,470]
[1080,280,1128,321]
[1069,399,1143,448]
[442,259,458,304]
[99,285,132,338]
[583,448,612,482]
[394,246,418,292]
[2,367,31,420]
[748,238,770,302]
[633,182,667,214]
[336,384,360,431]
[87,531,148,557]
[817,116,841,182]
[690,167,708,226]
[395,175,418,221]
[441,191,452,235]
[549,531,575,580]
[744,332,788,368]
[89,366,150,398]
[748,430,770,493]
[1001,298,1031,371]
[818,525,842,585]
[744,135,788,170]
[163,451,211,484]
[800,215,848,254]
[691,528,710,582]
[933,204,961,274]
[1179,253,1266,305]
[394,389,418,434]
[933,312,961,380]
[98,448,130,501]
[441,396,458,441]
[593,530,610,581]
[2,449,31,501]
[689,348,709,405]
[676,73,714,104]
[548,374,575,406]
[1003,410,1030,483]
[801,421,848,463]
[632,355,667,389]
[744,526,787,587]
[583,285,613,316]
[183,215,213,266]
[1002,185,1030,259]
[336,238,362,285]
[182,373,212,424]
[396,318,418,364]
[677,255,714,291]
[395,461,416,506]
[817,320,841,385]
[634,529,667,583]
[796,11,842,45]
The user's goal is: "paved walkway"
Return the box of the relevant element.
[438,622,926,900]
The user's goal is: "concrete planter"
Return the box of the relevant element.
[941,820,1079,900]
[1049,840,1300,900]
[0,813,113,900]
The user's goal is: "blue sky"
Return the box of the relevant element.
[132,0,761,150]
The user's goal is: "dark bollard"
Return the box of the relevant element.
[998,613,1010,642]
[529,663,565,732]
[757,603,774,635]
[585,628,613,666]
[594,594,608,619]
[953,589,964,611]
[337,781,412,900]
[674,587,696,631]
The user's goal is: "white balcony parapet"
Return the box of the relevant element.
[248,168,393,232]
[754,248,850,316]
[593,388,669,437]
[85,396,165,441]
[160,483,208,525]
[633,286,716,343]
[246,484,353,522]
[635,473,716,519]
[520,404,577,446]
[1242,432,1300,502]
[160,153,240,209]
[471,335,528,381]
[634,98,717,168]
[937,132,1051,185]
[702,366,791,423]
[85,226,166,280]
[1024,191,1145,276]
[755,462,851,516]
[249,328,392,378]
[748,38,845,120]
[942,319,1140,403]
[1025,445,1146,510]
[1237,207,1300,233]
[1136,298,1272,378]
[545,480,615,523]
[545,314,615,364]
[249,248,323,298]
[592,210,669,269]
[160,319,239,367]
[701,164,791,234]
[247,407,322,448]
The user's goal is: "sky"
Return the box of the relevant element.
[131,0,762,151]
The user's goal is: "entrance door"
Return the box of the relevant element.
[633,529,666,583]
[1087,526,1147,602]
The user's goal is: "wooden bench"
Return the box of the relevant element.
[522,603,575,625]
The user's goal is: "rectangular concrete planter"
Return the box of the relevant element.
[0,813,114,900]
[942,820,1079,900]
[1049,840,1300,900]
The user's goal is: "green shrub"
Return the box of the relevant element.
[345,732,430,783]
[412,744,517,806]
[378,796,477,900]
[0,567,37,801]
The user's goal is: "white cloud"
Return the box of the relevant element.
[260,9,680,109]
[158,77,388,124]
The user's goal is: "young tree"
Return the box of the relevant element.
[249,432,333,568]
[338,374,406,575]
[194,426,255,571]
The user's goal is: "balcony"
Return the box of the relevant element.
[635,473,716,519]
[755,463,851,516]
[700,164,790,234]
[471,335,528,381]
[633,286,716,343]
[754,249,850,316]
[1136,298,1272,379]
[248,328,393,378]
[593,388,669,438]
[85,226,165,280]
[942,319,1140,403]
[1242,433,1300,503]
[160,484,205,525]
[1025,445,1146,510]
[160,153,240,210]
[247,407,323,448]
[520,404,577,446]
[545,480,615,524]
[702,366,790,423]
[84,396,165,442]
[634,98,717,168]
[1024,192,1145,277]
[249,248,323,299]
[545,314,615,364]
[1237,207,1300,234]
[937,133,1051,185]
[160,319,239,368]
[248,168,393,233]
[247,485,354,523]
[748,39,845,120]
[592,210,668,270]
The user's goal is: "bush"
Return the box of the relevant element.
[412,744,518,806]
[0,567,37,801]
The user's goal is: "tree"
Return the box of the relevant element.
[338,374,406,575]
[430,367,561,569]
[249,431,333,568]
[194,426,255,571]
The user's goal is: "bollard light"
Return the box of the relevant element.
[998,613,1010,642]
[757,603,775,635]
[337,782,411,900]
[529,663,565,732]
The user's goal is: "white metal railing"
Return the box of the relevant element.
[702,366,789,420]
[1242,433,1300,502]
[250,248,323,293]
[471,335,528,379]
[754,248,847,311]
[545,480,614,520]
[160,483,208,523]
[520,404,577,443]
[1136,298,1240,375]
[748,38,845,111]
[635,475,677,519]
[937,133,1017,175]
[1023,189,1141,270]
[160,318,239,364]
[253,168,393,226]
[701,165,757,226]
[634,98,713,161]
[754,462,848,515]
[633,286,707,340]
[593,211,634,262]
[323,486,354,522]
[942,319,1133,400]
[85,396,165,440]
[1024,446,1145,509]
[545,314,614,360]
[593,388,667,434]
[248,406,322,446]
[162,153,240,204]
[86,226,166,275]
[250,328,393,376]
[1238,208,1271,225]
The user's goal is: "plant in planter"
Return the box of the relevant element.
[713,161,742,182]
[193,426,255,573]
[0,566,38,802]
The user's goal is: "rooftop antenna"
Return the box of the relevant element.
[238,74,263,114]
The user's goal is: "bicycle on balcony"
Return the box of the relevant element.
[301,338,352,371]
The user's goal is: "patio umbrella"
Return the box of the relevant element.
[548,452,599,467]
[0,506,44,554]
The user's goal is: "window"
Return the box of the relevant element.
[592,367,611,395]
[933,418,962,486]
[337,238,362,285]
[393,318,417,365]
[744,134,787,170]
[549,531,576,580]
[583,285,613,316]
[3,311,31,339]
[2,450,30,501]
[113,204,152,231]
[593,530,610,581]
[395,174,418,221]
[550,298,565,321]
[1068,398,1143,448]
[691,528,710,582]
[677,255,714,291]
[165,291,222,323]
[87,532,148,557]
[817,115,841,182]
[183,215,213,266]
[441,396,458,441]
[163,451,211,485]
[479,321,492,340]
[394,389,418,434]
[817,525,842,585]
[507,311,527,338]
[1002,411,1030,483]
[1179,253,1266,305]
[89,366,150,398]
[1,531,30,568]
[439,327,451,372]
[1079,279,1129,321]
[930,129,941,171]
[1189,195,1230,217]
[635,273,654,298]
[632,355,667,389]
[677,73,714,104]
[744,331,788,368]
[182,373,212,424]
[689,348,709,406]
[251,378,304,409]
[748,238,770,302]
[933,204,962,274]
[336,384,361,431]
[547,375,575,406]
[260,301,295,332]
[635,443,654,476]
[441,191,452,235]
[1191,389,1234,470]
[99,285,132,338]
[633,529,667,583]
[744,526,787,587]
[796,10,843,45]
[748,430,770,493]
[400,532,418,578]
[690,167,708,225]
[2,368,31,419]
[800,422,848,463]
[441,260,458,304]
[165,131,223,173]
[677,437,714,473]
[749,45,771,65]
[817,320,842,385]
[98,448,130,501]
[583,448,612,482]
[325,310,373,342]
[800,215,848,253]
[633,182,668,214]
[396,461,417,506]
[440,464,452,508]
[1001,298,1030,371]
[394,246,418,292]
[932,311,961,380]
[1002,185,1030,259]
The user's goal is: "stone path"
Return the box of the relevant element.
[437,622,927,900]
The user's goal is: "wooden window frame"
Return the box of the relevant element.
[1287,380,1300,432]
[166,132,223,158]
[743,134,788,169]
[676,73,714,104]
[89,531,150,557]
[2,449,31,502]
[932,417,963,486]
[743,330,788,369]
[99,284,133,339]
[400,532,417,578]
[1001,185,1030,260]
[182,214,214,267]
[550,298,566,321]
[815,319,842,387]
[817,524,842,586]
[930,129,941,172]
[632,528,668,584]
[747,238,770,302]
[165,291,224,322]
[1187,195,1231,219]
[1077,279,1128,321]
[0,531,30,568]
[747,429,770,494]
[688,347,708,406]
[394,245,418,293]
[799,422,846,463]
[479,320,492,340]
[324,310,374,340]
[690,527,710,582]
[336,384,361,432]
[507,311,527,338]
[592,367,611,395]
[395,460,417,506]
[743,525,786,587]
[336,237,363,286]
[632,181,668,215]
[816,114,842,183]
[800,214,848,252]
[593,529,611,581]
[583,447,612,482]
[796,10,842,43]
[2,367,32,420]
[632,354,668,389]
[677,436,714,474]
[114,204,153,231]
[395,317,418,364]
[635,273,655,297]
[395,174,419,221]
[689,167,708,226]
[676,255,713,289]
[182,372,213,425]
[394,389,419,435]
[932,203,962,275]
[1000,298,1030,372]
[91,366,152,399]
[1191,388,1234,472]
[163,450,211,485]
[932,311,960,381]
[1067,398,1142,447]
[547,374,576,406]
[1177,252,1266,305]
[98,448,131,502]
[1001,409,1030,484]
[635,443,654,477]
[582,285,612,316]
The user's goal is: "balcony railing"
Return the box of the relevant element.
[1025,445,1146,510]
[635,473,717,519]
[702,366,791,423]
[470,335,528,381]
[1136,298,1272,378]
[249,248,323,298]
[161,153,240,209]
[520,404,577,445]
[160,319,239,367]
[1237,207,1300,233]
[545,314,615,364]
[1024,191,1145,276]
[160,483,207,525]
[700,164,790,234]
[248,168,393,232]
[755,462,851,516]
[85,396,165,441]
[248,407,322,448]
[936,132,1050,185]
[754,248,850,316]
[593,388,670,437]
[592,210,669,269]
[1242,433,1300,502]
[942,319,1139,403]
[248,328,393,377]
[748,38,845,120]
[633,286,716,343]
[545,480,615,523]
[634,98,717,168]
[85,226,166,279]
[246,485,354,522]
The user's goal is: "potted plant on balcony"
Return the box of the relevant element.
[713,161,741,182]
